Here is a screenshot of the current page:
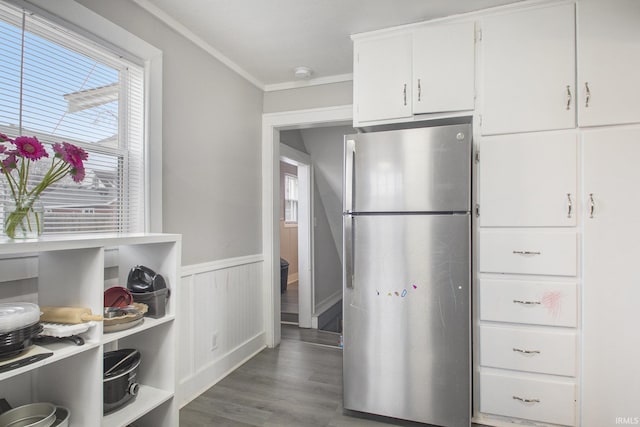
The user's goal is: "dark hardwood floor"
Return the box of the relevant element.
[180,324,480,426]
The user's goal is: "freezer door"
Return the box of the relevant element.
[343,213,470,426]
[351,124,471,213]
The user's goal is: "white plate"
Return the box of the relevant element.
[0,303,40,333]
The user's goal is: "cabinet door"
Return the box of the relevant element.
[582,127,640,427]
[577,0,640,127]
[479,131,577,226]
[481,4,576,135]
[353,33,412,124]
[412,21,475,114]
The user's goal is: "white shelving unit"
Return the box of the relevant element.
[0,233,181,427]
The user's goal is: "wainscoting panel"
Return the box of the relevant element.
[178,255,266,407]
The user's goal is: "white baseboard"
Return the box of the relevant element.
[287,272,299,284]
[178,332,266,408]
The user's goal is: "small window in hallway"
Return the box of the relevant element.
[284,173,298,223]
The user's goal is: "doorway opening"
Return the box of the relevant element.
[278,145,312,328]
[261,105,352,347]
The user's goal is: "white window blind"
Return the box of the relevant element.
[0,3,145,234]
[284,174,298,223]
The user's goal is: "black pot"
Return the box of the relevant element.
[103,349,141,413]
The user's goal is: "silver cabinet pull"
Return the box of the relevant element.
[512,250,541,255]
[403,83,407,106]
[567,193,573,218]
[417,79,422,102]
[513,396,540,404]
[589,193,595,218]
[566,85,572,110]
[585,81,591,108]
[513,347,541,355]
[513,299,541,305]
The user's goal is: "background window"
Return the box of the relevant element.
[284,174,298,224]
[0,3,145,234]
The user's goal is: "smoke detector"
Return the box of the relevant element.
[293,66,313,80]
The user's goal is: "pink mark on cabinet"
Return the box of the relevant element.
[541,291,563,318]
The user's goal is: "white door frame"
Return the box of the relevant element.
[279,144,313,328]
[262,105,352,347]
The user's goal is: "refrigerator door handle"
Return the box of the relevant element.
[344,214,354,289]
[344,137,356,213]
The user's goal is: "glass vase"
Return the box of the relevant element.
[3,197,44,239]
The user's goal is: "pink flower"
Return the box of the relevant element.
[54,142,87,173]
[14,136,48,161]
[1,153,17,173]
[71,166,86,183]
[0,133,12,143]
[0,144,6,154]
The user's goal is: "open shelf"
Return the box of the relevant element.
[102,385,174,427]
[0,234,181,427]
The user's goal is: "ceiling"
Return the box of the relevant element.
[132,0,523,90]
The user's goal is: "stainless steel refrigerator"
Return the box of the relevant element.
[342,123,471,426]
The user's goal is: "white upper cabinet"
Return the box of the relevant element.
[353,33,412,124]
[577,0,640,127]
[479,131,577,227]
[481,3,576,135]
[412,21,476,114]
[352,22,475,126]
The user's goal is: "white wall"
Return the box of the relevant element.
[263,81,353,113]
[76,0,264,266]
[300,126,353,263]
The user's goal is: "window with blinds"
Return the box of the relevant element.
[0,3,145,234]
[284,174,298,224]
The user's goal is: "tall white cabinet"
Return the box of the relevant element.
[351,0,640,426]
[0,233,180,427]
[582,127,640,426]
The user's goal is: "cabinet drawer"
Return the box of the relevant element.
[480,372,576,426]
[480,279,577,327]
[479,230,576,276]
[480,325,576,376]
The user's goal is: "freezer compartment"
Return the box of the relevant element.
[343,213,470,426]
[345,124,471,213]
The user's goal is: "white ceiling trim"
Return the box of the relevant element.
[131,0,265,89]
[263,73,353,92]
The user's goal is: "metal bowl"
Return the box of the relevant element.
[0,402,56,427]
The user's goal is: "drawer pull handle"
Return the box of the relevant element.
[567,193,572,218]
[513,395,540,404]
[513,299,541,305]
[512,250,541,255]
[513,347,541,355]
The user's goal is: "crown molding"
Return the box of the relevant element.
[263,73,353,92]
[131,0,265,90]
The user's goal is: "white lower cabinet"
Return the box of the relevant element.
[478,228,578,425]
[479,229,577,276]
[480,372,576,426]
[582,127,640,426]
[480,279,577,327]
[0,234,181,427]
[481,325,576,377]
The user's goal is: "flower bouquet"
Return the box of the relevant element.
[0,133,88,239]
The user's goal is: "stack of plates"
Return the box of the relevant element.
[0,322,43,359]
[0,303,43,360]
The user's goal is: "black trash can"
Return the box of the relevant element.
[280,258,289,294]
